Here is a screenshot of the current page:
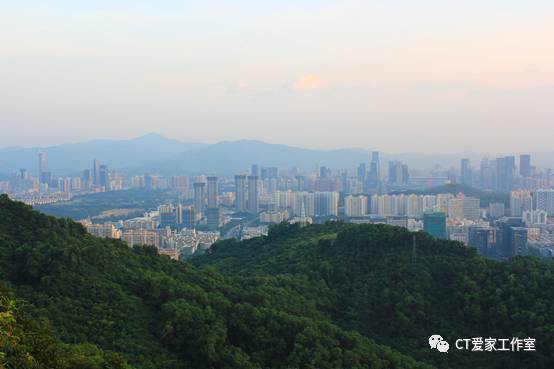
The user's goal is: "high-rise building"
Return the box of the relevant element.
[292,192,315,217]
[460,158,472,186]
[93,159,100,186]
[468,227,495,257]
[234,174,247,212]
[535,189,554,214]
[99,165,108,188]
[247,175,259,214]
[160,204,178,227]
[193,182,206,215]
[522,210,548,226]
[406,194,423,218]
[251,164,259,177]
[260,167,279,180]
[206,176,218,208]
[181,206,196,228]
[20,168,29,181]
[371,151,380,163]
[344,195,368,217]
[509,190,533,217]
[314,191,339,216]
[495,156,515,193]
[479,158,494,190]
[82,169,91,189]
[38,151,46,182]
[448,195,480,220]
[519,154,531,177]
[495,217,527,258]
[319,166,331,178]
[488,202,505,219]
[357,163,366,183]
[423,212,447,239]
[367,151,381,189]
[206,176,220,228]
[388,161,409,185]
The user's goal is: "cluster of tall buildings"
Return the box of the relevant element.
[459,154,548,193]
[233,173,259,214]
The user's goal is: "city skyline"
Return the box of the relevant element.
[1,1,553,152]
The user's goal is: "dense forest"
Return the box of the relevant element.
[0,195,429,369]
[194,222,554,369]
[1,195,552,368]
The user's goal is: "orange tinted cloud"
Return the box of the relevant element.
[292,74,325,91]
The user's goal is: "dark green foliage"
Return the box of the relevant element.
[0,195,429,369]
[0,284,132,369]
[195,222,554,369]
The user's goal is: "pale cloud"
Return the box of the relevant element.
[292,74,326,91]
[237,80,250,91]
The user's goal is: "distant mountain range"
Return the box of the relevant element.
[0,133,206,175]
[1,133,553,176]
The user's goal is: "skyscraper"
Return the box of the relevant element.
[388,161,409,185]
[193,182,206,215]
[206,176,218,208]
[357,163,366,183]
[479,158,494,190]
[371,151,380,163]
[367,151,380,190]
[468,227,495,257]
[247,175,259,214]
[495,218,527,258]
[251,164,259,177]
[494,156,515,193]
[82,169,91,189]
[93,159,100,186]
[99,165,108,188]
[181,205,196,228]
[520,154,531,177]
[206,176,220,228]
[460,158,472,186]
[234,174,247,212]
[314,191,339,216]
[38,151,46,182]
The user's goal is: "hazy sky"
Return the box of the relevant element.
[1,0,553,153]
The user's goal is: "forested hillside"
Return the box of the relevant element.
[0,195,429,369]
[194,222,554,369]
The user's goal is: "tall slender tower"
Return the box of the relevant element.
[193,182,206,216]
[520,154,531,177]
[460,158,472,185]
[206,176,220,228]
[207,176,218,208]
[247,175,259,214]
[93,159,100,186]
[234,174,247,212]
[38,150,46,182]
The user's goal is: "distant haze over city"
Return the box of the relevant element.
[1,1,553,152]
[2,133,554,176]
